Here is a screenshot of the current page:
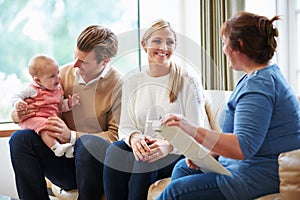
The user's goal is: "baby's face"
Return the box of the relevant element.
[37,63,61,90]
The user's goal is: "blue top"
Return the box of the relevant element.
[216,64,300,200]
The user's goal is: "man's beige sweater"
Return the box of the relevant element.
[60,63,122,143]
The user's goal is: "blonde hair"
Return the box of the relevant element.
[143,19,183,103]
[77,25,118,64]
[28,54,58,78]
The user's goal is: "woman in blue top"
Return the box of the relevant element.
[158,12,300,200]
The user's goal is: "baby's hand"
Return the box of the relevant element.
[68,94,80,108]
[16,101,28,111]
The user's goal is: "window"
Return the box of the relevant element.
[245,0,300,96]
[291,0,300,95]
[139,0,201,83]
[2,1,297,124]
[0,0,200,123]
[0,0,138,123]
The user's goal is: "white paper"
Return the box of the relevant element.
[159,125,231,175]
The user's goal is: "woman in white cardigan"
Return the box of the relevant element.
[103,19,207,200]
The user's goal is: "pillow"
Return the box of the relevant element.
[278,149,300,200]
[203,90,232,132]
[51,183,78,200]
[147,178,171,200]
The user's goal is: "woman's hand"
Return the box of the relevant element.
[147,138,174,163]
[43,116,71,143]
[162,113,198,138]
[131,134,173,163]
[130,133,152,161]
[186,158,200,170]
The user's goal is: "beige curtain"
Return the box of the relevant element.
[200,0,245,90]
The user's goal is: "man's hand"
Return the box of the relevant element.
[43,116,71,143]
[11,98,38,123]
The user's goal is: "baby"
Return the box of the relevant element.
[11,54,80,158]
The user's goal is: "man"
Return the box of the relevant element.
[10,25,122,200]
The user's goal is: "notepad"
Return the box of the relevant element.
[156,123,231,175]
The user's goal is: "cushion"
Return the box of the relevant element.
[147,177,171,200]
[255,193,281,200]
[51,183,78,200]
[278,149,300,200]
[51,182,106,200]
[203,90,232,132]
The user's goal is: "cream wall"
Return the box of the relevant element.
[0,137,18,198]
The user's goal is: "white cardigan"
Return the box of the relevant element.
[118,68,206,151]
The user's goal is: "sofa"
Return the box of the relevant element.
[48,90,300,200]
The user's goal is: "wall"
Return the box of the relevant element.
[0,137,18,198]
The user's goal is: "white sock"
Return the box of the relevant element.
[50,142,72,157]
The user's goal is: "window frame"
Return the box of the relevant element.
[0,0,200,124]
[287,0,299,94]
[2,0,298,126]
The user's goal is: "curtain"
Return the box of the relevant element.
[200,0,245,90]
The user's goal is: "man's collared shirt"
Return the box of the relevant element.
[74,65,111,86]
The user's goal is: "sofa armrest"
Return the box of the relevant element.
[278,148,300,200]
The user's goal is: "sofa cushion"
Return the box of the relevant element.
[50,181,106,200]
[51,183,78,200]
[203,90,232,132]
[255,193,281,200]
[147,177,171,200]
[278,149,300,200]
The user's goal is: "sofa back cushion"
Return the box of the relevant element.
[204,90,232,132]
[278,148,300,200]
